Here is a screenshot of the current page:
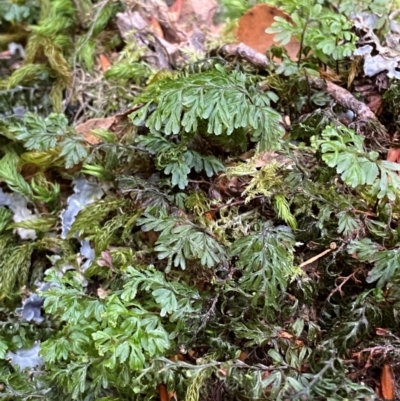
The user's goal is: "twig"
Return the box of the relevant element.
[219,43,268,68]
[352,208,376,217]
[356,345,397,356]
[309,77,377,121]
[194,294,219,337]
[210,196,264,212]
[299,242,337,268]
[327,267,363,301]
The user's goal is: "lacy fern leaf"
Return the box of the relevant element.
[130,65,284,150]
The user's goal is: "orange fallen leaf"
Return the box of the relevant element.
[169,0,183,21]
[99,54,111,72]
[236,4,300,60]
[387,148,400,163]
[204,211,215,221]
[75,116,116,144]
[149,16,164,38]
[145,230,159,247]
[168,390,178,400]
[159,384,169,401]
[278,331,293,339]
[381,363,395,401]
[169,354,185,362]
[376,328,391,336]
[238,351,247,361]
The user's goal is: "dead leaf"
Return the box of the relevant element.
[367,94,383,115]
[97,287,110,299]
[278,331,293,339]
[169,354,185,362]
[168,390,178,401]
[318,66,343,83]
[75,106,141,144]
[146,230,159,247]
[149,16,164,38]
[239,149,256,161]
[204,211,215,221]
[159,384,169,401]
[387,148,400,163]
[178,0,217,28]
[380,363,395,401]
[75,117,115,144]
[236,4,300,60]
[376,328,391,336]
[253,151,292,169]
[99,54,111,72]
[353,73,388,117]
[169,0,184,22]
[215,175,243,197]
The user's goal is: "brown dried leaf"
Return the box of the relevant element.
[169,0,184,22]
[146,230,159,247]
[387,148,400,163]
[169,353,185,362]
[159,384,169,401]
[75,106,140,144]
[99,54,111,72]
[367,95,383,115]
[236,4,300,60]
[381,364,395,401]
[376,328,391,336]
[75,117,116,144]
[149,16,164,38]
[253,151,292,168]
[178,0,217,28]
[278,331,293,339]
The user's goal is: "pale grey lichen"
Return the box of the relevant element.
[61,177,104,239]
[352,12,400,79]
[6,342,44,371]
[353,47,400,79]
[80,239,95,272]
[0,188,37,240]
[16,294,44,324]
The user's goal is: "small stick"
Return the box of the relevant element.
[300,242,337,268]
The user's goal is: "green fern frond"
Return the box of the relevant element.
[130,65,284,149]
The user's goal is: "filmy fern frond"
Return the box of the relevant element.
[9,112,88,168]
[130,65,284,150]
